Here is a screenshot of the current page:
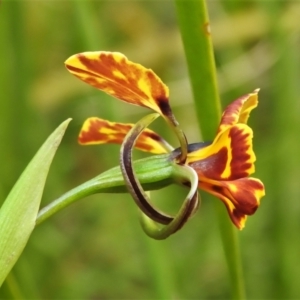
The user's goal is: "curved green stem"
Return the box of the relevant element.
[36,178,104,226]
[119,112,199,239]
[175,1,245,299]
[36,153,174,226]
[140,165,199,240]
[162,113,188,164]
[169,121,188,164]
[120,113,174,224]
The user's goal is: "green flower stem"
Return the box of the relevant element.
[120,113,174,224]
[36,154,174,226]
[172,124,188,163]
[165,117,188,163]
[143,234,176,298]
[140,164,199,240]
[37,145,199,239]
[174,0,221,138]
[174,1,245,299]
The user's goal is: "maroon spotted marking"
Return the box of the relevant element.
[228,126,251,180]
[142,131,162,142]
[189,147,228,180]
[156,97,174,120]
[79,119,165,153]
[79,119,106,144]
[219,95,248,131]
[199,179,261,229]
[231,190,258,215]
[81,53,148,101]
[224,179,261,215]
[230,209,246,228]
[211,185,225,194]
[210,181,258,228]
[248,179,264,190]
[135,135,159,152]
[146,71,170,104]
[78,119,132,145]
[74,53,168,110]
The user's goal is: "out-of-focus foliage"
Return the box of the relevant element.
[0,1,300,299]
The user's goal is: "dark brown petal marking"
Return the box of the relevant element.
[199,177,263,229]
[79,118,169,154]
[218,91,259,133]
[79,53,147,101]
[199,181,247,228]
[218,95,248,131]
[224,180,260,215]
[228,126,251,180]
[79,119,106,144]
[211,184,225,194]
[222,179,263,215]
[189,147,228,180]
[147,72,169,104]
[66,65,91,77]
[77,53,168,111]
[156,97,175,123]
[231,209,247,227]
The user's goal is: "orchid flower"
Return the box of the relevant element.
[65,51,265,238]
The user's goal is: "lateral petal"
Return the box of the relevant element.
[78,117,172,154]
[218,89,259,133]
[65,52,173,118]
[199,177,265,229]
[187,123,255,180]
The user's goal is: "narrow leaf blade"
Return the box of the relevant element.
[0,119,71,286]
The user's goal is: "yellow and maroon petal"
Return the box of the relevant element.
[199,177,265,229]
[78,117,172,154]
[65,51,174,119]
[218,89,259,133]
[187,123,255,180]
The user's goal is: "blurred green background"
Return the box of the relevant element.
[1,1,300,299]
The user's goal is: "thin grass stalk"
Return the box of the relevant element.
[174,0,221,139]
[0,1,28,190]
[174,1,245,299]
[0,1,36,298]
[143,192,176,299]
[261,1,300,297]
[144,238,176,298]
[0,272,21,299]
[73,0,101,50]
[2,273,25,300]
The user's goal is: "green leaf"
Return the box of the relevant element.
[0,119,71,286]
